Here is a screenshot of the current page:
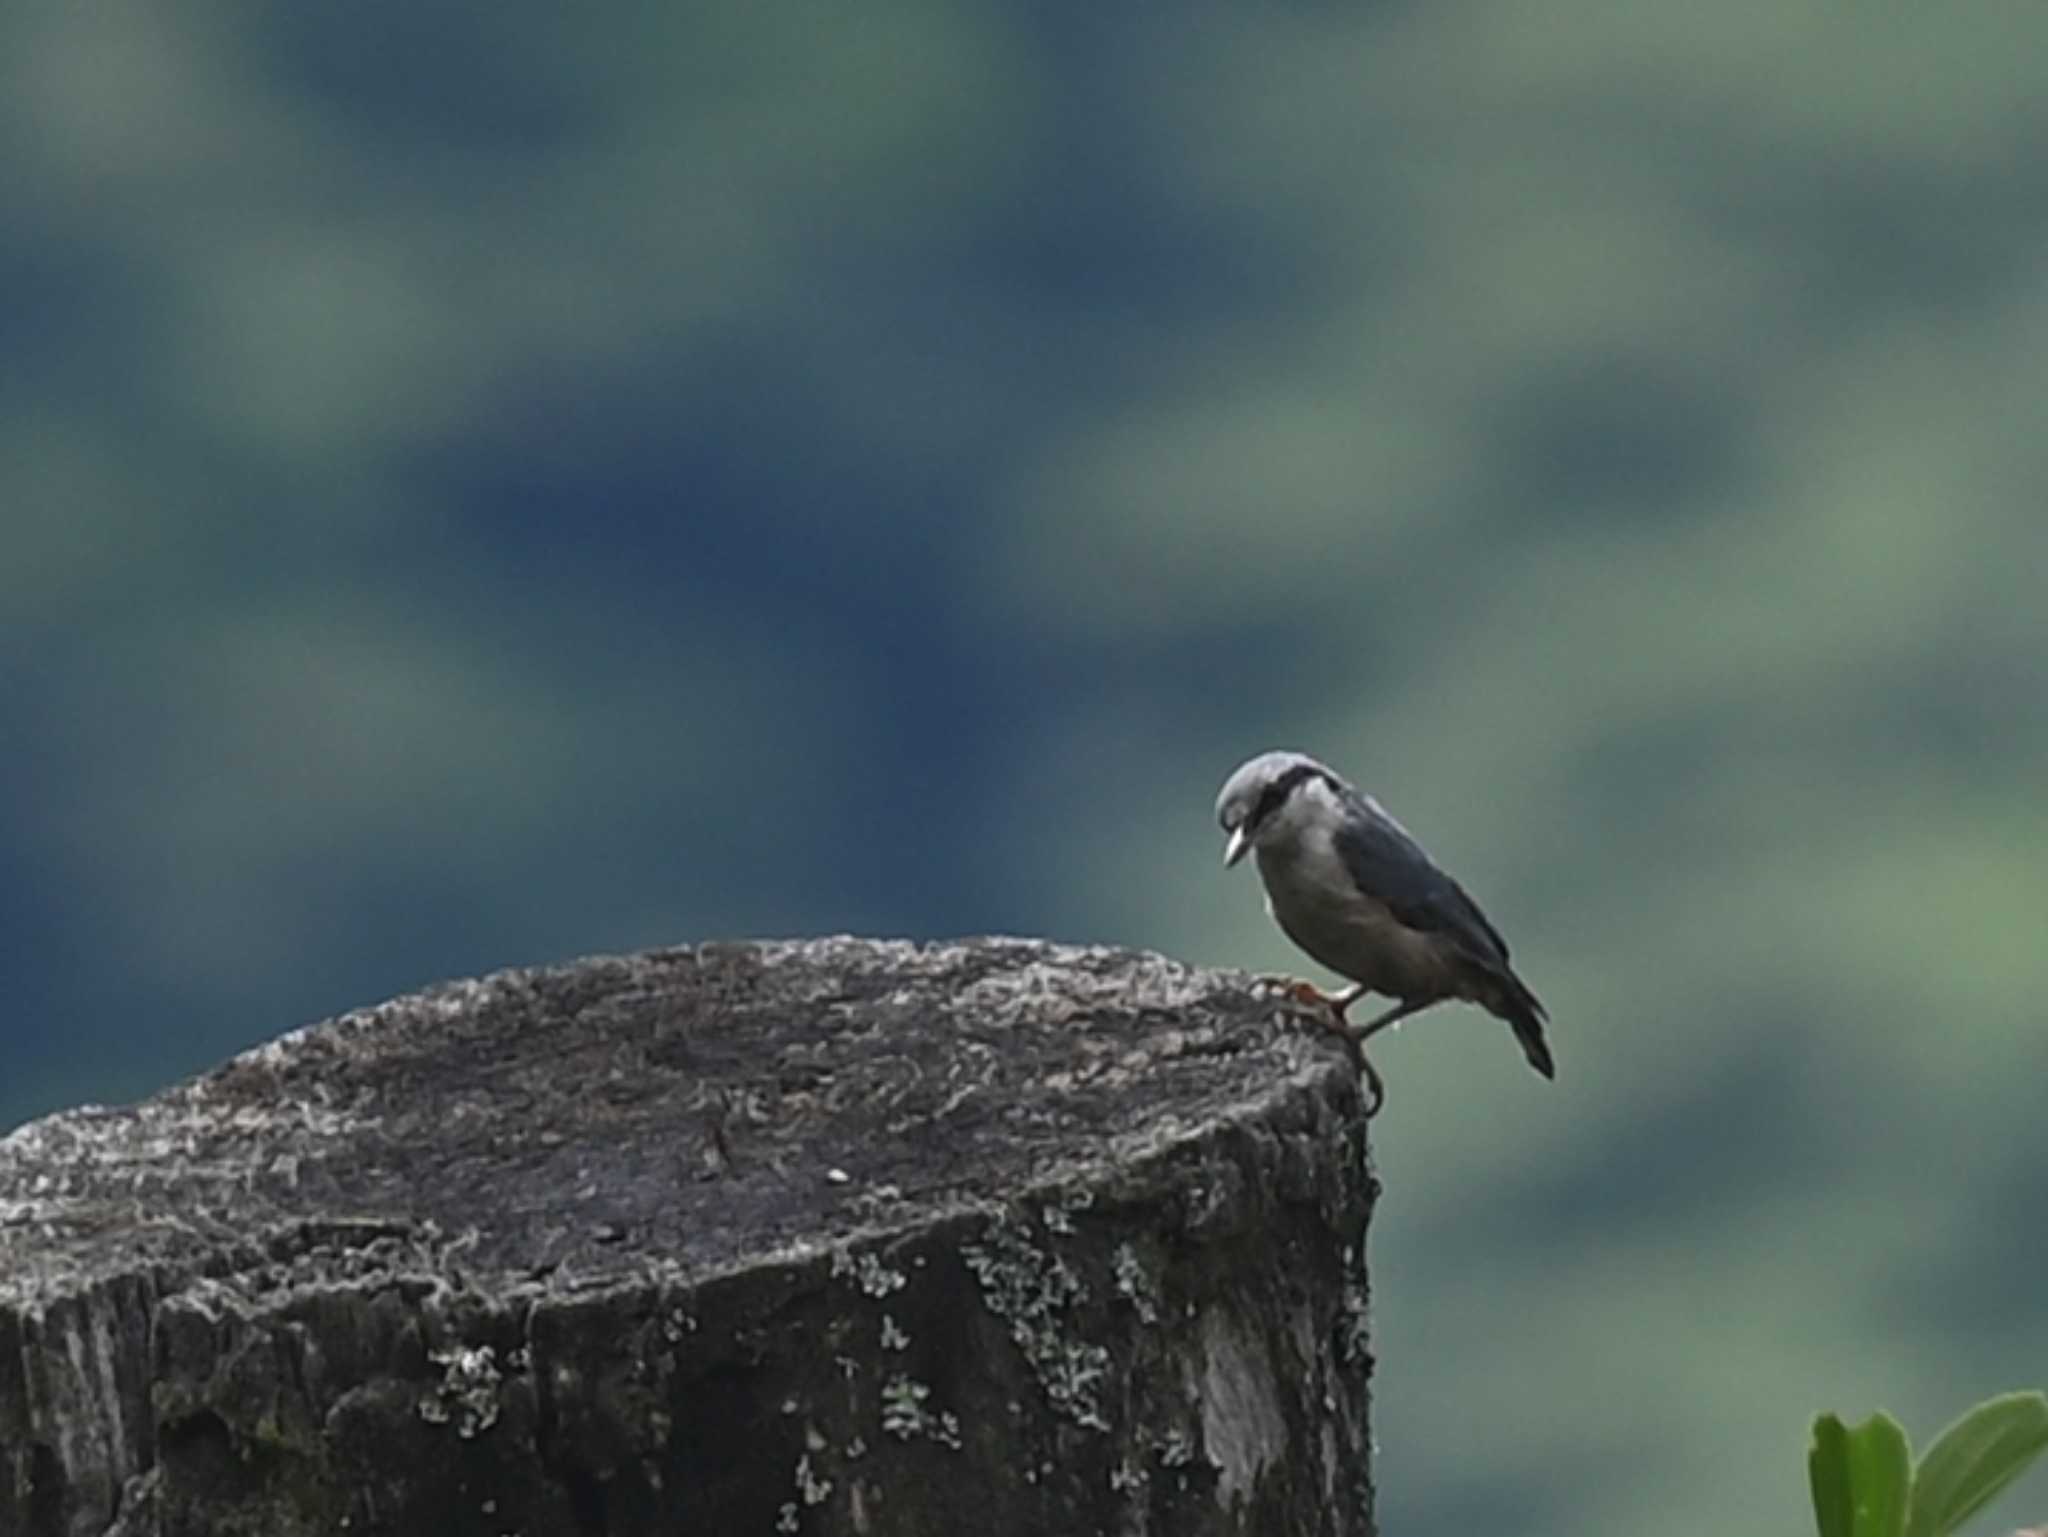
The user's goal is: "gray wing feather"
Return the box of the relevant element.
[1331,792,1513,967]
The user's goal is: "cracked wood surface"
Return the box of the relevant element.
[0,937,1376,1537]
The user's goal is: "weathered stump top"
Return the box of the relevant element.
[1,937,1377,1537]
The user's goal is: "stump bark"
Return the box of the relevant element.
[0,938,1377,1537]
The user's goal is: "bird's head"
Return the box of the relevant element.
[1214,750,1340,867]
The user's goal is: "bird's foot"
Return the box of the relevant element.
[1254,977,1386,1115]
[1253,975,1361,1016]
[1359,1052,1385,1118]
[1314,1013,1386,1116]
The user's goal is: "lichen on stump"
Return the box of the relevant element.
[0,937,1377,1537]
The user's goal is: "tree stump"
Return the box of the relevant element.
[0,938,1377,1537]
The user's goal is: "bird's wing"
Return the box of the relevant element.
[1331,793,1514,967]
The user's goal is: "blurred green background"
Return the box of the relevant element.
[7,4,2046,1533]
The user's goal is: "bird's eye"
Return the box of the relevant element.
[1247,782,1288,830]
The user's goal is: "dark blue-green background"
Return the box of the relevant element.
[9,6,2047,1532]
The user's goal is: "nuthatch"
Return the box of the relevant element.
[1216,750,1552,1112]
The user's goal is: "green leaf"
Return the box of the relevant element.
[1905,1392,2048,1537]
[1812,1412,1913,1537]
[1813,1416,1856,1537]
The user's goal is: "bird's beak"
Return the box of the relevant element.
[1223,826,1251,867]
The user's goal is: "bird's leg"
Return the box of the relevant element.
[1308,1012,1386,1117]
[1332,998,1425,1119]
[1254,978,1388,1115]
[1287,986,1386,1115]
[1348,997,1429,1045]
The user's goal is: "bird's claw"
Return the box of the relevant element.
[1359,1052,1385,1117]
[1255,975,1386,1116]
[1288,980,1339,1012]
[1314,1011,1386,1117]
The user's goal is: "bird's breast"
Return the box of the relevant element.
[1256,838,1456,1000]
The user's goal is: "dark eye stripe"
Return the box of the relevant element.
[1247,763,1326,833]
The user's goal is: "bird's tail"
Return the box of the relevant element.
[1489,969,1554,1080]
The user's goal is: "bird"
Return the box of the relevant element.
[1215,749,1552,1112]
